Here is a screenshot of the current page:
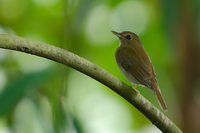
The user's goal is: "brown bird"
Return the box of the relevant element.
[112,31,167,111]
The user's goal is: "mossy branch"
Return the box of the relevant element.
[0,34,182,133]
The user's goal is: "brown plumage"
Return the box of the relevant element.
[112,31,167,111]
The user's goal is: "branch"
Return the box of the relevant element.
[0,34,182,133]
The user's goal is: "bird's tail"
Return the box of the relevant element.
[155,86,167,111]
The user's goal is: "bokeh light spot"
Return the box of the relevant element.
[85,4,115,46]
[111,1,149,35]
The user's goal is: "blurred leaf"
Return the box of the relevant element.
[53,98,68,133]
[0,68,54,116]
[73,113,84,133]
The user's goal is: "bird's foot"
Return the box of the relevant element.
[132,84,140,94]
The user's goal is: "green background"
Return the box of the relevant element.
[0,0,200,133]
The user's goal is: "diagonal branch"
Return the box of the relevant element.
[0,34,182,133]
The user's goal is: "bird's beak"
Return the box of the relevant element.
[111,31,121,38]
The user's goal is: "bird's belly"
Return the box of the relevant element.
[117,64,141,85]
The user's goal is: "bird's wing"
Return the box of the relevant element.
[115,46,153,86]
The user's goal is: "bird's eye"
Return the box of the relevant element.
[126,35,131,40]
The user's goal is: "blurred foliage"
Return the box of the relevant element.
[0,0,200,133]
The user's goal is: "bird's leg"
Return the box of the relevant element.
[132,84,140,94]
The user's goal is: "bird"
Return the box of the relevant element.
[112,31,167,111]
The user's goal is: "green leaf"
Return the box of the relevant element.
[0,69,54,116]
